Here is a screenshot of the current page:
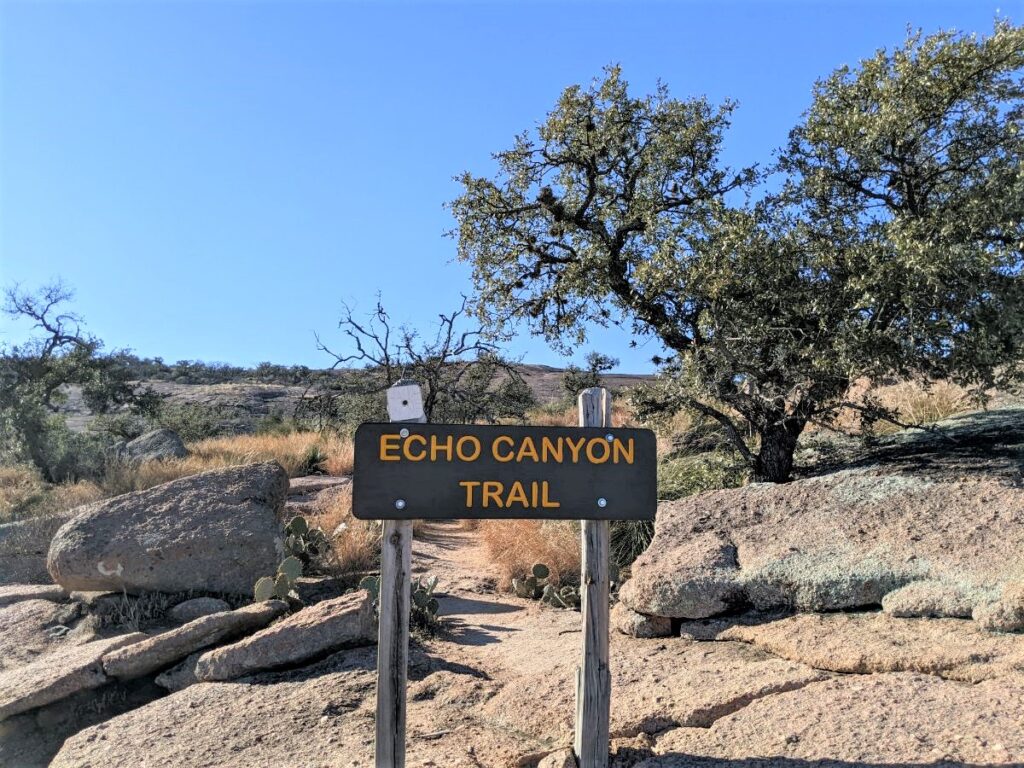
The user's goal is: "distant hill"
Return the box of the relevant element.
[58,364,654,433]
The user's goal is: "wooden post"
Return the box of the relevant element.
[575,387,612,768]
[375,380,424,768]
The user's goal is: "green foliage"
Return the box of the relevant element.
[657,452,747,501]
[563,352,619,399]
[152,401,227,443]
[356,574,441,633]
[0,282,150,482]
[512,562,582,610]
[253,552,306,602]
[451,28,1024,483]
[284,515,330,569]
[610,520,655,570]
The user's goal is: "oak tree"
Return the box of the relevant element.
[450,24,1023,483]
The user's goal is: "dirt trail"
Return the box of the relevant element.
[413,521,581,680]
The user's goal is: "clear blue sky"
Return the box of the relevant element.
[0,1,1014,372]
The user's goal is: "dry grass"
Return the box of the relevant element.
[306,484,381,574]
[526,401,637,428]
[190,432,354,477]
[479,519,581,589]
[0,464,104,523]
[101,431,356,495]
[821,378,976,436]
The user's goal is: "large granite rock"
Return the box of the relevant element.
[620,531,740,619]
[103,600,288,680]
[0,584,67,607]
[974,581,1024,633]
[623,422,1024,626]
[47,462,288,595]
[0,600,87,670]
[0,633,145,721]
[646,673,1024,766]
[481,637,828,744]
[195,591,374,681]
[121,428,188,463]
[719,612,1024,681]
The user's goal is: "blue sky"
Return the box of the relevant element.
[0,0,1014,372]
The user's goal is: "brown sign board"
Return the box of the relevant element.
[352,422,657,521]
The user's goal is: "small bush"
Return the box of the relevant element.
[658,452,747,501]
[610,520,655,570]
[154,402,227,442]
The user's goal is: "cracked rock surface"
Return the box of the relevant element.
[623,407,1024,626]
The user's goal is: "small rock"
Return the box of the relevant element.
[611,602,672,638]
[0,584,67,607]
[154,651,203,692]
[619,531,740,619]
[0,633,145,721]
[47,462,288,596]
[169,597,232,623]
[287,475,350,496]
[195,590,374,681]
[538,747,576,768]
[103,600,288,680]
[121,429,188,463]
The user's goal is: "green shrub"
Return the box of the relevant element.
[154,402,226,442]
[610,520,655,570]
[657,452,747,501]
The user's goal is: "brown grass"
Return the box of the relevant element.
[0,464,104,523]
[526,401,637,428]
[307,484,381,574]
[821,378,976,436]
[101,431,356,496]
[479,519,581,589]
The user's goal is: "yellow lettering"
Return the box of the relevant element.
[612,437,634,464]
[459,481,480,506]
[541,481,560,508]
[402,434,427,461]
[379,434,401,461]
[540,436,563,463]
[456,436,481,462]
[481,481,504,508]
[492,436,515,462]
[506,481,529,507]
[586,437,610,464]
[430,434,453,461]
[565,437,586,463]
[516,437,540,463]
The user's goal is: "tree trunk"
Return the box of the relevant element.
[752,420,805,483]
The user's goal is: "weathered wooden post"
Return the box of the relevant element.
[375,379,424,768]
[575,387,612,768]
[355,382,653,768]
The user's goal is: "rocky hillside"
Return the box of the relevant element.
[58,364,653,433]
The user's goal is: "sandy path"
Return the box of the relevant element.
[412,521,581,678]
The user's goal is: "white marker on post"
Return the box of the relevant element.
[375,379,424,768]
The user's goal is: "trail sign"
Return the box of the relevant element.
[369,383,641,768]
[353,422,657,521]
